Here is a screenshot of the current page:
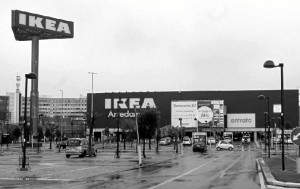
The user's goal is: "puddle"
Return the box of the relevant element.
[108,174,122,180]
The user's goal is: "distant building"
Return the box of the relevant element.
[32,97,87,119]
[6,92,20,124]
[4,92,87,123]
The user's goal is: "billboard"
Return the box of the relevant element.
[227,113,255,128]
[171,100,224,128]
[12,10,74,41]
[171,101,197,128]
[197,100,224,127]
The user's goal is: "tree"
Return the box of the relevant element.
[45,122,57,149]
[38,126,44,142]
[155,128,161,153]
[56,130,62,143]
[104,127,110,141]
[86,112,100,156]
[138,108,159,158]
[119,118,135,150]
[11,126,21,142]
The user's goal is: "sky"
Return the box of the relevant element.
[1,0,300,98]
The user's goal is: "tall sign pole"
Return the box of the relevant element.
[30,35,39,147]
[12,10,74,156]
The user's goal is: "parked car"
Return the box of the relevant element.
[216,140,234,151]
[65,138,97,158]
[285,137,293,144]
[207,137,216,144]
[272,137,281,144]
[57,140,68,149]
[193,141,207,152]
[159,137,171,145]
[223,136,232,144]
[241,136,251,144]
[182,137,192,146]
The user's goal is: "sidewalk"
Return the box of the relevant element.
[257,143,300,188]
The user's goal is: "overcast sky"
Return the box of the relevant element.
[1,0,300,98]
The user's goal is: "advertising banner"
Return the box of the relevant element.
[171,101,197,128]
[227,113,255,128]
[212,100,224,127]
[197,100,214,126]
[197,100,224,127]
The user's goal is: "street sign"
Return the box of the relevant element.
[291,128,300,146]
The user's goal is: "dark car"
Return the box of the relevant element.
[241,136,250,145]
[193,141,207,152]
[57,140,68,149]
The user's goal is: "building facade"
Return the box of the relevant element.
[87,90,299,142]
[19,96,87,119]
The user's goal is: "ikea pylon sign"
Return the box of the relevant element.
[12,10,74,41]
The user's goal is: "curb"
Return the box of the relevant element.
[257,158,300,188]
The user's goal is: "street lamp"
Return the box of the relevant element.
[38,114,44,153]
[179,118,183,156]
[194,118,198,133]
[88,72,97,152]
[258,94,271,158]
[134,105,142,166]
[116,100,122,158]
[263,60,285,170]
[58,90,63,153]
[21,72,37,171]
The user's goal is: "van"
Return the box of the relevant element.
[65,138,97,158]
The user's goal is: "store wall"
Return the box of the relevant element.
[87,90,299,130]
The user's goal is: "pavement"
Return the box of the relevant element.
[256,142,300,188]
[0,142,178,181]
[2,142,300,188]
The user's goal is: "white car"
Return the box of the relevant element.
[182,137,192,145]
[216,140,234,151]
[159,137,171,145]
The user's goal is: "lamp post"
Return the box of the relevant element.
[88,72,97,153]
[38,114,44,153]
[116,100,122,158]
[272,116,280,155]
[21,73,37,171]
[258,94,271,158]
[134,105,142,166]
[58,90,63,153]
[263,60,285,170]
[263,112,267,153]
[179,118,183,156]
[194,118,198,133]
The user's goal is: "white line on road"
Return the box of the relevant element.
[219,153,242,178]
[147,151,233,189]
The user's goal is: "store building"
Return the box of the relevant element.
[87,90,299,142]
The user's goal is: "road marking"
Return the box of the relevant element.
[147,151,233,189]
[219,154,242,178]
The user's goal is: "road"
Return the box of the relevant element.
[0,142,261,189]
[48,143,260,189]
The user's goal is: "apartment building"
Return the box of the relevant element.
[21,96,87,119]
